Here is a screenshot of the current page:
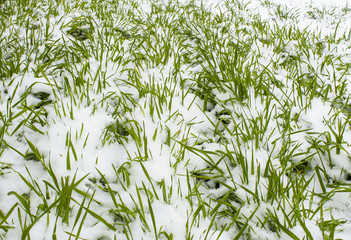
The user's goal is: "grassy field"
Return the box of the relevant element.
[1,0,351,239]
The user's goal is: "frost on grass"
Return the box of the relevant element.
[1,0,351,239]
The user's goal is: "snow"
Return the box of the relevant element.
[2,0,351,239]
[271,0,350,7]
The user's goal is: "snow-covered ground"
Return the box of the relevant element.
[1,0,351,239]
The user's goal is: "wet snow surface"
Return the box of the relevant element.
[1,0,351,239]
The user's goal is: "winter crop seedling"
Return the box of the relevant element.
[2,0,351,239]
